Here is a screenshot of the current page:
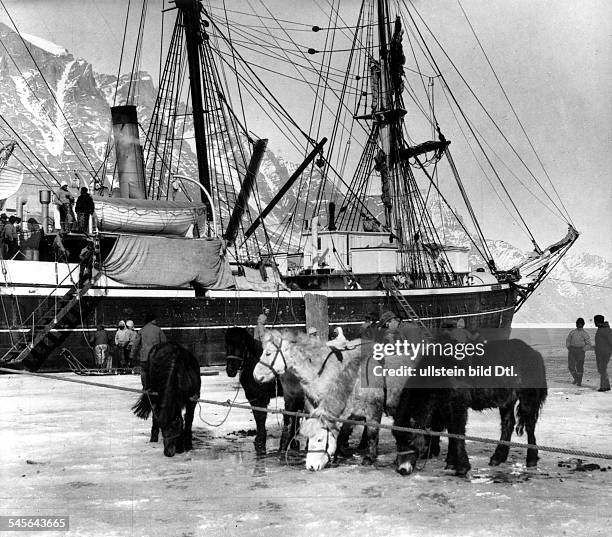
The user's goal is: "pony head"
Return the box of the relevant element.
[225,327,250,378]
[161,413,184,457]
[301,416,338,471]
[253,330,288,383]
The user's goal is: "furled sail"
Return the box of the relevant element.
[101,235,234,289]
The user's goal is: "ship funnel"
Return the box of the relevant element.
[111,105,146,199]
[328,202,336,231]
[39,190,51,233]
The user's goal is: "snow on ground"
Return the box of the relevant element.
[0,344,611,537]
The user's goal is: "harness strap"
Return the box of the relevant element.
[317,348,344,376]
[257,337,288,377]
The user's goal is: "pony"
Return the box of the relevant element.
[132,342,201,457]
[393,338,548,477]
[225,327,303,454]
[253,329,426,470]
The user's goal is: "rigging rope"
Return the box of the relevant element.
[455,0,574,227]
[403,0,571,229]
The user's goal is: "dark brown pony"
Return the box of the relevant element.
[132,342,201,457]
[394,338,548,477]
[225,327,303,454]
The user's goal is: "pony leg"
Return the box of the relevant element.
[524,417,539,467]
[422,409,443,459]
[362,408,383,465]
[517,401,540,467]
[150,412,159,443]
[448,406,470,477]
[183,401,196,452]
[445,438,457,470]
[336,423,353,458]
[279,396,301,453]
[289,395,304,450]
[490,403,515,466]
[357,426,369,451]
[252,406,268,455]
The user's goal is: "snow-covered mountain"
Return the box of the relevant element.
[0,23,608,322]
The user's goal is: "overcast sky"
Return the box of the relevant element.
[1,0,610,261]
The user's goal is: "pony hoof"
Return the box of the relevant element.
[396,462,414,476]
[149,434,159,443]
[526,460,538,468]
[337,447,351,458]
[489,457,503,466]
[361,456,374,466]
[455,470,469,478]
[444,463,456,471]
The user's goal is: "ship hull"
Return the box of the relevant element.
[1,278,515,370]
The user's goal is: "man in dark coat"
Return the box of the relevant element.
[2,216,18,259]
[378,310,423,345]
[594,314,612,392]
[75,187,95,233]
[130,312,167,389]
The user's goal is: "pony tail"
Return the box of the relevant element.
[515,386,548,436]
[132,393,152,419]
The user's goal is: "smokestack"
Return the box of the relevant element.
[328,202,336,231]
[15,196,27,222]
[111,105,146,199]
[39,190,51,233]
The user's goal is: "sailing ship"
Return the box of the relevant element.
[0,0,577,371]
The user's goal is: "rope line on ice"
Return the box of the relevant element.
[2,366,611,462]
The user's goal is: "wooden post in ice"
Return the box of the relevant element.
[305,293,328,341]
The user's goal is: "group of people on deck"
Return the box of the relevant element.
[566,315,612,392]
[56,182,95,233]
[0,213,43,260]
[0,183,95,261]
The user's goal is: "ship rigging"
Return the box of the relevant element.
[0,0,578,370]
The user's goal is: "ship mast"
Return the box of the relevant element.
[376,0,393,231]
[175,0,212,217]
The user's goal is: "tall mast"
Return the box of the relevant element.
[376,0,394,232]
[175,0,212,217]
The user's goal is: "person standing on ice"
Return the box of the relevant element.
[91,324,110,370]
[593,314,612,392]
[131,312,167,389]
[125,320,138,369]
[565,317,590,386]
[114,320,131,368]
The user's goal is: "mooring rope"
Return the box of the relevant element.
[2,366,611,461]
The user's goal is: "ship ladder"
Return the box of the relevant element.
[383,279,432,339]
[0,250,101,370]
